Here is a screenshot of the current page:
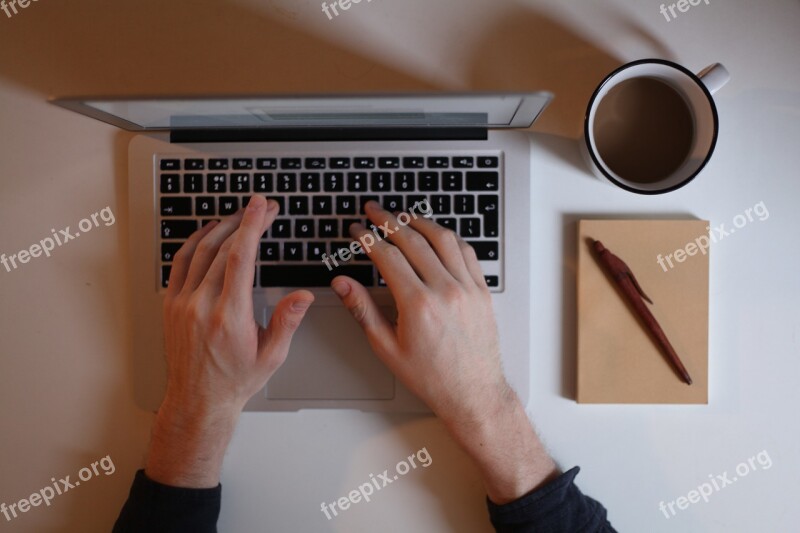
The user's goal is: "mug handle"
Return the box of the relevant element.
[697,63,730,95]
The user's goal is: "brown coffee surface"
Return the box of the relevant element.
[593,77,694,183]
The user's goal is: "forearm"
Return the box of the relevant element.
[442,383,559,505]
[144,397,240,489]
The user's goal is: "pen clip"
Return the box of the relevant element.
[623,268,654,305]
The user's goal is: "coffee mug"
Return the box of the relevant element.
[582,59,730,194]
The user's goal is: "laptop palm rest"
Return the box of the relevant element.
[264,306,395,400]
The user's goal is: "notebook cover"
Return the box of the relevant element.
[577,219,709,404]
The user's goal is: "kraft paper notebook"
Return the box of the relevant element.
[577,219,709,404]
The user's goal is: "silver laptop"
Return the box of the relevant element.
[51,93,552,412]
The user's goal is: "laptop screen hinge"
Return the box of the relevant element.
[170,127,489,144]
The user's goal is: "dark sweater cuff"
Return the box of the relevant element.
[113,470,221,533]
[487,467,613,533]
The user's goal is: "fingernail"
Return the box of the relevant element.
[247,195,265,211]
[291,299,312,312]
[266,199,279,212]
[331,281,351,297]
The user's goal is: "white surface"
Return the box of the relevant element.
[1,0,799,532]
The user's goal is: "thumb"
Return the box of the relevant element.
[331,276,397,356]
[257,290,314,374]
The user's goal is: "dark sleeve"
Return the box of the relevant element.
[112,470,221,533]
[487,467,616,533]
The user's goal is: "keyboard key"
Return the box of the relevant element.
[418,172,439,192]
[301,173,321,192]
[342,219,361,236]
[359,195,379,214]
[161,242,183,262]
[257,158,277,169]
[281,158,302,170]
[378,157,400,169]
[454,195,475,214]
[466,171,499,191]
[271,197,286,215]
[283,242,304,261]
[436,217,457,230]
[478,156,499,168]
[233,158,253,170]
[241,195,253,208]
[207,174,227,193]
[323,172,345,192]
[305,158,326,170]
[354,157,375,169]
[330,242,355,262]
[161,159,180,171]
[195,197,215,216]
[318,219,339,238]
[202,219,220,227]
[406,194,427,209]
[260,265,373,287]
[254,173,273,192]
[312,196,333,215]
[395,172,415,192]
[307,242,327,261]
[161,197,192,216]
[430,195,451,215]
[336,196,357,215]
[460,218,481,238]
[184,174,203,193]
[161,220,198,239]
[219,197,239,215]
[185,159,205,170]
[348,172,368,192]
[288,196,309,215]
[209,159,229,170]
[427,156,449,168]
[467,241,499,260]
[260,242,279,261]
[271,219,291,238]
[403,157,424,169]
[478,194,499,237]
[162,265,171,287]
[295,219,315,238]
[277,173,297,192]
[484,275,499,287]
[160,174,180,193]
[443,171,463,191]
[231,173,251,192]
[453,156,474,168]
[383,196,403,212]
[330,157,351,169]
[371,172,391,192]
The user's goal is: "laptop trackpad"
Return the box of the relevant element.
[264,306,395,400]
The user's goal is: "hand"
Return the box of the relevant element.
[146,195,314,488]
[331,201,558,503]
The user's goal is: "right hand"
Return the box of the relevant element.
[331,201,514,428]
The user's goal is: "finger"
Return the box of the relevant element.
[348,222,424,301]
[221,196,279,311]
[166,221,219,298]
[454,234,488,288]
[363,201,451,285]
[404,213,474,285]
[331,276,398,357]
[256,290,315,377]
[202,197,277,299]
[181,209,247,293]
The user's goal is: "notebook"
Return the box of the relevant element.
[577,219,709,404]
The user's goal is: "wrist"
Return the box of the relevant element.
[144,396,241,488]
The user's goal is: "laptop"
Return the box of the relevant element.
[51,93,552,412]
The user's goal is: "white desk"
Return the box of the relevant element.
[1,0,798,531]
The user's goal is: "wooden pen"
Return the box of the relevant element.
[590,239,693,385]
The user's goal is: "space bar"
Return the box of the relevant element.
[260,265,374,287]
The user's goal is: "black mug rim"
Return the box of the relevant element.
[583,58,720,195]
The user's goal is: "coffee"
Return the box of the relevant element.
[593,77,694,183]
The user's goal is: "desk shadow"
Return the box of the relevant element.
[560,213,697,401]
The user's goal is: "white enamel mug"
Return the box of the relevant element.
[582,59,730,194]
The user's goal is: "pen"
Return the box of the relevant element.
[590,239,693,385]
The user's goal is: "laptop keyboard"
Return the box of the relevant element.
[158,153,503,290]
